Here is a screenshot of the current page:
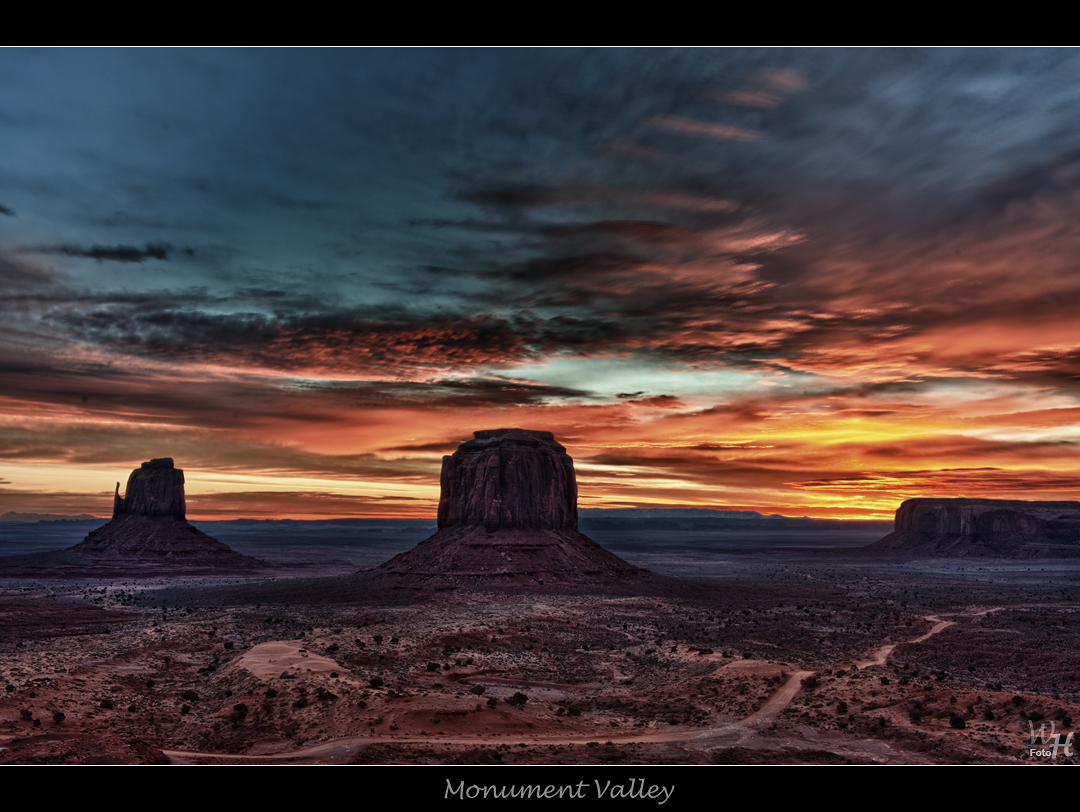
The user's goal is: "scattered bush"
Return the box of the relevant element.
[180,690,199,702]
[52,711,65,724]
[949,714,966,730]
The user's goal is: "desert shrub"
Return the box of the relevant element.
[427,663,439,672]
[19,709,32,721]
[949,714,966,730]
[486,697,498,708]
[469,685,485,696]
[836,701,848,714]
[52,711,65,724]
[507,692,529,707]
[180,704,191,715]
[99,699,114,710]
[369,677,384,688]
[180,690,199,702]
[292,697,309,709]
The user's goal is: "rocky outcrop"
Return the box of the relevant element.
[437,429,577,530]
[867,498,1080,558]
[63,459,263,571]
[111,457,186,519]
[370,429,645,586]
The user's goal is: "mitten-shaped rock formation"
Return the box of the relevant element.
[868,498,1080,558]
[372,429,645,586]
[69,458,263,569]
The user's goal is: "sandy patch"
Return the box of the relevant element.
[234,641,347,680]
[714,659,789,678]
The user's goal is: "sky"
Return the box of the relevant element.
[3,47,1080,520]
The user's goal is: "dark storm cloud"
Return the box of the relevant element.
[51,306,539,374]
[384,440,467,453]
[456,183,570,209]
[32,242,174,262]
[0,204,14,216]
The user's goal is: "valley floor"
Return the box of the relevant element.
[2,553,1079,765]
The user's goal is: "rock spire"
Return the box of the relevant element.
[69,458,262,570]
[372,429,645,586]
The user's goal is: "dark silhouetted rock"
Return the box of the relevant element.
[368,429,646,586]
[867,498,1080,558]
[437,429,577,531]
[0,459,264,575]
[111,457,186,519]
[70,459,262,568]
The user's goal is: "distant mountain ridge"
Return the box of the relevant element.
[0,512,102,523]
[579,508,772,519]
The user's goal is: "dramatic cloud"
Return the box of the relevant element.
[2,49,1080,518]
[30,242,176,262]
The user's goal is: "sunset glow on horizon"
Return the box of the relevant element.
[3,49,1080,522]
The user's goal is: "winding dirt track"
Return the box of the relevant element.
[163,610,971,762]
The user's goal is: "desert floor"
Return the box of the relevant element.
[2,551,1079,765]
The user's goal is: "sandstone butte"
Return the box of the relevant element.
[57,458,263,571]
[868,497,1080,558]
[368,428,646,586]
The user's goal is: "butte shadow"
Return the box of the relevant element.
[0,458,265,577]
[865,497,1080,559]
[358,429,649,589]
